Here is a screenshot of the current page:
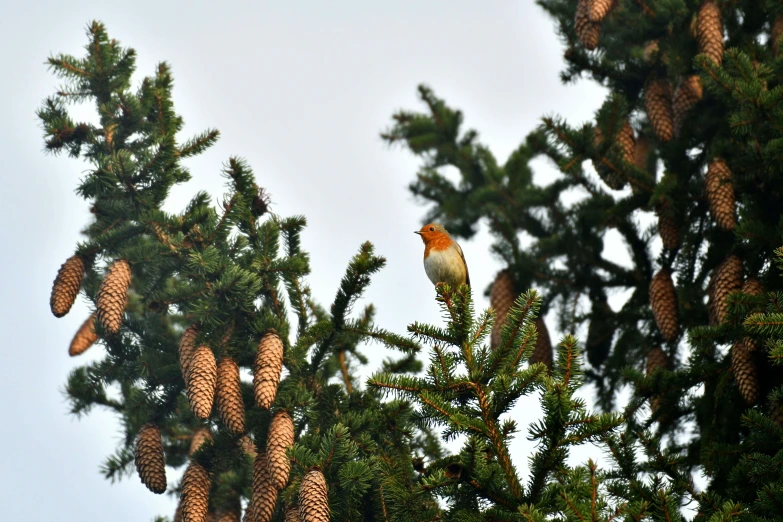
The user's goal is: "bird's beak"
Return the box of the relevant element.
[414,231,421,235]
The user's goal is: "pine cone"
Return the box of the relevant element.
[217,357,245,434]
[742,278,764,297]
[96,259,131,334]
[254,331,284,409]
[180,325,200,385]
[673,75,703,136]
[644,79,674,142]
[650,268,680,341]
[248,452,278,522]
[181,461,211,522]
[633,136,651,172]
[217,511,240,522]
[285,506,302,522]
[707,254,742,325]
[135,423,167,494]
[190,427,213,456]
[706,159,735,231]
[643,40,659,62]
[588,0,614,22]
[299,469,329,522]
[575,0,600,50]
[530,317,553,371]
[266,410,294,491]
[646,347,669,414]
[490,270,516,349]
[657,209,681,250]
[187,346,218,420]
[773,16,783,56]
[69,313,98,356]
[732,340,759,405]
[50,255,85,317]
[697,0,724,66]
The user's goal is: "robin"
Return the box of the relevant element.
[415,223,470,288]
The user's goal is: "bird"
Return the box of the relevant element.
[415,223,470,288]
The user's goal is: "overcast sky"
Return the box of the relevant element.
[0,2,616,520]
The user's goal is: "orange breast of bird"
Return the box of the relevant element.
[423,235,454,258]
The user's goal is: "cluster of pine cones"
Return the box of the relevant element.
[49,257,328,521]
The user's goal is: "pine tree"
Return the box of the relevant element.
[382,0,783,515]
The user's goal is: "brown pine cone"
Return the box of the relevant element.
[575,0,600,50]
[69,313,98,356]
[135,423,167,494]
[299,469,329,522]
[50,255,85,317]
[181,461,211,522]
[249,452,278,522]
[633,136,651,172]
[705,158,735,231]
[732,340,759,405]
[285,506,302,522]
[529,317,553,371]
[217,357,245,434]
[649,268,680,341]
[673,75,703,136]
[217,511,240,522]
[643,40,659,62]
[266,410,295,490]
[707,254,742,325]
[697,0,724,66]
[646,347,669,414]
[187,346,218,420]
[644,79,674,142]
[490,270,516,349]
[742,277,764,297]
[657,209,681,250]
[254,331,284,409]
[180,325,200,385]
[189,427,213,456]
[773,16,783,56]
[96,259,131,334]
[588,0,614,22]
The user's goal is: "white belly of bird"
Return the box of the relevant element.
[423,248,466,287]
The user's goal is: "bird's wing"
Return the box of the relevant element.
[454,241,470,287]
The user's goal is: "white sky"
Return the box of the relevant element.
[0,2,621,520]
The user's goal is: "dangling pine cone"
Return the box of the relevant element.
[657,212,680,250]
[644,79,674,142]
[248,452,278,522]
[189,427,213,456]
[741,277,762,296]
[697,0,724,66]
[135,423,167,494]
[705,159,735,231]
[50,255,85,317]
[707,254,742,325]
[299,469,329,522]
[649,268,680,341]
[732,340,759,405]
[587,0,614,22]
[490,270,516,349]
[575,0,600,50]
[254,330,284,409]
[773,16,783,56]
[643,40,659,62]
[96,259,131,334]
[187,346,218,420]
[69,313,98,356]
[266,410,295,491]
[673,75,703,136]
[530,317,553,371]
[633,136,651,172]
[646,347,669,414]
[181,461,211,522]
[180,325,200,385]
[217,357,245,434]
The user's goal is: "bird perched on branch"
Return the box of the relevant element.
[415,223,470,288]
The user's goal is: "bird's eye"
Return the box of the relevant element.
[429,227,435,231]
